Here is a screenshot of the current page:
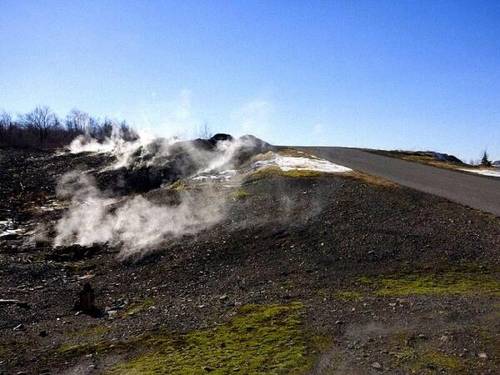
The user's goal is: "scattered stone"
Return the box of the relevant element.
[478,352,488,359]
[0,299,29,309]
[77,274,95,280]
[371,362,383,370]
[0,299,21,304]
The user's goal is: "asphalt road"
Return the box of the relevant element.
[298,147,500,217]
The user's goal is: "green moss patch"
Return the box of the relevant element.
[169,180,187,192]
[276,149,316,158]
[123,298,155,317]
[57,340,120,358]
[334,291,363,301]
[108,302,318,374]
[68,324,110,338]
[416,351,464,372]
[54,303,322,374]
[394,347,464,373]
[363,272,500,297]
[389,331,466,374]
[247,166,324,181]
[233,188,250,200]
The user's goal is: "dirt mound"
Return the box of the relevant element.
[94,134,273,194]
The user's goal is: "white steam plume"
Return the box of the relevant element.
[53,134,264,258]
[54,172,225,258]
[68,124,167,170]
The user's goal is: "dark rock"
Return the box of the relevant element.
[0,233,20,240]
[48,244,100,262]
[209,133,233,145]
[74,282,102,317]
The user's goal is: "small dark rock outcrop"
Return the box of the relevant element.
[74,282,102,317]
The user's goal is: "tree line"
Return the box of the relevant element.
[0,106,137,149]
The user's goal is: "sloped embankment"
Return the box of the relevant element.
[0,139,499,374]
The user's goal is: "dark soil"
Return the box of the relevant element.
[0,147,499,374]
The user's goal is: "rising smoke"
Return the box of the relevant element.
[53,130,265,258]
[54,172,225,258]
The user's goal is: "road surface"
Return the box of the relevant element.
[298,147,500,217]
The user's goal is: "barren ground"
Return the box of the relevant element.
[0,147,499,375]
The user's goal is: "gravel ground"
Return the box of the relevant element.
[0,147,499,374]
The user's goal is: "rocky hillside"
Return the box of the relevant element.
[0,136,499,374]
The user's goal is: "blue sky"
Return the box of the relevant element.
[1,0,499,161]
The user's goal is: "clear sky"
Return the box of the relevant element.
[1,0,499,161]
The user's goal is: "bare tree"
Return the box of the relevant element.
[197,122,212,139]
[119,121,138,141]
[21,106,58,145]
[0,111,11,136]
[100,118,113,139]
[1,106,138,149]
[65,109,90,135]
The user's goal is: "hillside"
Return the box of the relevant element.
[1,136,499,375]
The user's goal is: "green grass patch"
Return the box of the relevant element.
[169,180,187,192]
[362,272,500,297]
[247,166,323,181]
[123,298,155,317]
[419,351,463,370]
[233,188,250,200]
[390,331,466,374]
[394,347,464,373]
[68,324,110,338]
[334,291,363,301]
[411,351,464,373]
[57,341,116,358]
[105,302,320,374]
[275,149,314,158]
[281,169,323,178]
